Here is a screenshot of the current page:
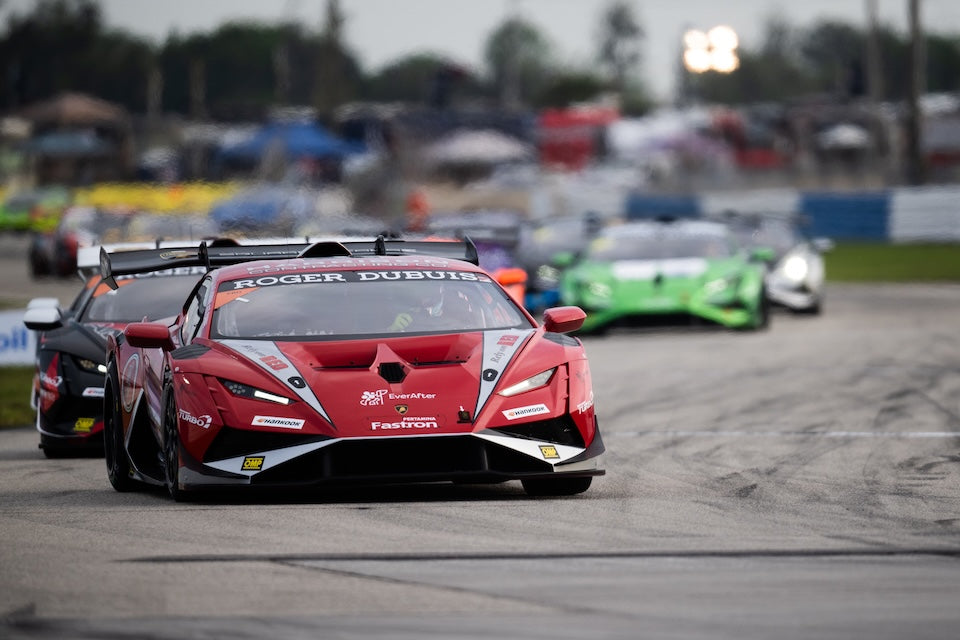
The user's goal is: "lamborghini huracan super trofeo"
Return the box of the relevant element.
[102,238,604,499]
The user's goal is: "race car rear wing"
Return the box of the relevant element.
[99,236,479,290]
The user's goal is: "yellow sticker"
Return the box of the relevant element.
[539,445,559,460]
[74,417,95,432]
[241,456,264,471]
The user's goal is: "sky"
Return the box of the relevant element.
[5,0,960,101]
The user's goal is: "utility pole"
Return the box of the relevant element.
[905,0,926,185]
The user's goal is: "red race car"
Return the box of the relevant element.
[102,238,604,500]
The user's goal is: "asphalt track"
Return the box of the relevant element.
[1,234,959,639]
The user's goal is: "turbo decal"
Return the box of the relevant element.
[473,329,533,419]
[220,340,331,424]
[252,415,304,429]
[178,409,212,429]
[502,403,550,421]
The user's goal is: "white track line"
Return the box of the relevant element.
[613,430,960,439]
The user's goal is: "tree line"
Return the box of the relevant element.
[1,0,959,123]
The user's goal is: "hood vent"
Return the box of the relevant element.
[378,362,407,383]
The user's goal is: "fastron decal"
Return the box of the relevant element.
[502,403,550,421]
[252,415,305,430]
[371,420,439,431]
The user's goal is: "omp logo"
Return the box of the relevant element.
[252,415,304,429]
[178,409,212,429]
[241,456,264,471]
[371,420,439,430]
[501,403,550,421]
[360,389,387,406]
[74,417,95,433]
[539,445,560,460]
[39,373,62,388]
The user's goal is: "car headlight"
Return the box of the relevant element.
[586,282,611,298]
[536,264,561,288]
[498,368,556,397]
[219,378,292,405]
[74,356,107,374]
[781,255,809,282]
[703,278,730,296]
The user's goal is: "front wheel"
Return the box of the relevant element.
[521,476,593,497]
[103,365,137,492]
[162,384,189,502]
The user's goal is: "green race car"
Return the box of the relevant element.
[560,219,772,332]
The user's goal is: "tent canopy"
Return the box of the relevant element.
[218,121,364,162]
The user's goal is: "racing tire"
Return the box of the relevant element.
[161,383,189,502]
[521,476,592,497]
[103,364,138,492]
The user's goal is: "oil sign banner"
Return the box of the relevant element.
[0,310,36,366]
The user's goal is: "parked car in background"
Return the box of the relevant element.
[28,206,131,278]
[720,212,833,314]
[0,185,71,233]
[561,218,772,333]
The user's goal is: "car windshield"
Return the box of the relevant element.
[587,228,734,261]
[730,219,801,255]
[81,271,203,323]
[211,269,530,339]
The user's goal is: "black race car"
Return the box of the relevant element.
[23,254,208,458]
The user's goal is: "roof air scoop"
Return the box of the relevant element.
[378,362,407,383]
[299,242,352,259]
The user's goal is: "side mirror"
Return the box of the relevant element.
[23,305,63,331]
[542,306,586,333]
[124,322,174,351]
[812,237,834,253]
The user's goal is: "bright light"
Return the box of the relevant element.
[683,29,709,51]
[711,50,740,73]
[708,25,739,51]
[684,49,712,73]
[683,25,739,74]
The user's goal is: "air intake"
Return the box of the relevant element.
[378,362,407,383]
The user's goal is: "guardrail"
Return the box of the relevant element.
[626,186,960,242]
